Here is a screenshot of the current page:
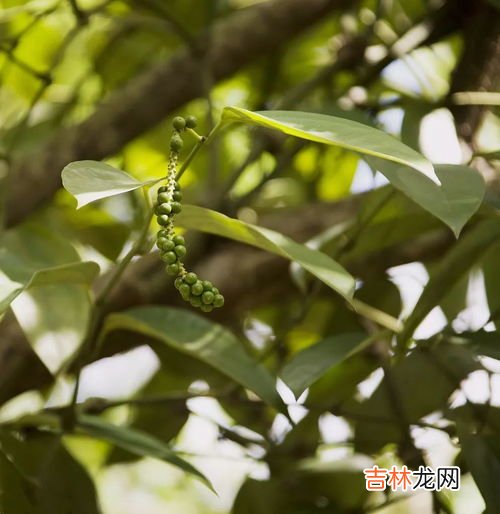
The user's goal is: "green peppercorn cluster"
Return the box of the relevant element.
[154,115,224,312]
[174,273,224,312]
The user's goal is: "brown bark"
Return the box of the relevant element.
[5,0,350,227]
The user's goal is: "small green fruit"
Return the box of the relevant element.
[202,281,213,291]
[202,291,214,304]
[185,115,197,129]
[173,235,185,246]
[157,214,170,226]
[213,294,224,308]
[174,245,186,258]
[184,272,197,284]
[173,191,182,201]
[166,263,180,276]
[179,283,191,298]
[163,251,177,264]
[200,304,213,313]
[174,277,183,289]
[191,281,204,296]
[157,192,170,204]
[158,186,168,193]
[170,135,183,152]
[190,296,202,307]
[173,116,186,131]
[171,202,182,213]
[160,239,175,251]
[157,203,172,215]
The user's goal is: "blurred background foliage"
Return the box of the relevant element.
[0,0,499,513]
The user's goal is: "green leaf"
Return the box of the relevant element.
[176,205,355,301]
[11,283,93,373]
[449,331,500,360]
[349,342,479,453]
[457,425,500,514]
[100,306,284,411]
[397,162,484,224]
[62,160,155,208]
[221,107,437,183]
[0,430,101,514]
[368,161,485,237]
[77,414,213,491]
[281,333,368,398]
[0,223,99,314]
[401,219,500,342]
[0,449,34,514]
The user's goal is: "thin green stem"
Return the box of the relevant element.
[175,123,221,181]
[68,198,154,420]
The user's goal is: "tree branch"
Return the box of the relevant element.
[5,0,350,227]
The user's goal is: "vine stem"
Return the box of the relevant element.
[68,192,154,421]
[68,124,216,423]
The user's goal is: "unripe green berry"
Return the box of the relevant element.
[171,201,182,214]
[200,304,213,313]
[179,284,191,299]
[166,263,180,276]
[157,203,172,215]
[202,291,214,305]
[212,287,219,295]
[173,191,182,201]
[174,181,181,191]
[159,239,175,251]
[157,229,168,239]
[190,296,202,307]
[157,192,170,204]
[202,281,213,291]
[191,281,204,296]
[173,235,185,246]
[184,272,197,284]
[162,251,177,264]
[156,237,169,249]
[185,115,197,129]
[173,116,186,131]
[174,245,186,258]
[174,277,183,289]
[157,214,170,226]
[213,294,224,308]
[170,135,183,152]
[158,186,168,193]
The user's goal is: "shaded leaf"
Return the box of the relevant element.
[368,161,485,237]
[101,306,284,411]
[222,107,437,182]
[78,414,213,491]
[62,160,155,208]
[0,430,100,514]
[281,333,368,398]
[349,342,479,453]
[176,205,355,301]
[0,223,99,314]
[457,424,500,514]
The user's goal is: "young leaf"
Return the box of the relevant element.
[0,223,99,315]
[100,306,284,412]
[281,333,369,398]
[78,414,214,491]
[401,219,500,342]
[175,205,355,302]
[367,160,485,237]
[221,107,438,183]
[62,160,156,208]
